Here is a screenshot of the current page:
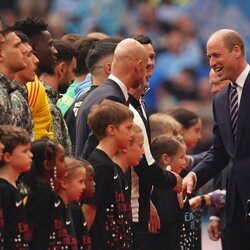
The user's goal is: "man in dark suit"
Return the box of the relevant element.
[183,29,250,250]
[75,38,148,159]
[76,38,182,247]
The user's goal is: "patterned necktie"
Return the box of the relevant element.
[230,83,238,138]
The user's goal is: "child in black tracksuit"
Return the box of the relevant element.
[149,135,199,250]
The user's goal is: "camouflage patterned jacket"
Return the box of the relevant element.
[11,83,34,138]
[43,82,72,155]
[0,74,17,125]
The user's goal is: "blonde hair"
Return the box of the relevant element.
[149,113,181,140]
[130,123,143,145]
[55,157,88,192]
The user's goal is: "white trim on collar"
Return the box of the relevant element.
[108,74,129,101]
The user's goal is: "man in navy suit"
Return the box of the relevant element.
[183,29,250,250]
[75,38,148,159]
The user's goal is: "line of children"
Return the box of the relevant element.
[0,99,145,250]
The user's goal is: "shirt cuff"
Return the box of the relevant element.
[209,216,220,221]
[190,171,197,189]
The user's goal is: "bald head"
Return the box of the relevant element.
[114,38,148,62]
[111,38,148,89]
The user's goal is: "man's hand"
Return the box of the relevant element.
[172,172,183,193]
[148,201,160,233]
[207,219,221,241]
[183,172,196,195]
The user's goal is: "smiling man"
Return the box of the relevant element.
[183,29,250,250]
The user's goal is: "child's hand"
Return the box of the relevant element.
[208,189,226,211]
[148,201,161,233]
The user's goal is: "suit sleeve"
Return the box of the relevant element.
[134,157,177,190]
[193,101,229,189]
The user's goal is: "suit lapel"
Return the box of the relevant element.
[104,79,127,104]
[235,73,250,152]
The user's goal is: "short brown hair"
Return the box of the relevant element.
[151,135,185,163]
[223,31,245,56]
[88,100,134,140]
[0,125,31,167]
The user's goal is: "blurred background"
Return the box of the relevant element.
[1,2,249,248]
[1,0,250,156]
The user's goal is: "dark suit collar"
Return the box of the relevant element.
[103,78,127,104]
[108,75,129,101]
[235,72,250,151]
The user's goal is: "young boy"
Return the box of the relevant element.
[0,125,33,249]
[83,99,134,250]
[113,123,144,173]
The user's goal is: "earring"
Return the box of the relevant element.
[53,165,57,179]
[50,166,57,191]
[50,178,55,191]
[165,165,172,171]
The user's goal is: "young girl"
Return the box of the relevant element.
[55,157,86,249]
[25,137,67,250]
[0,125,33,249]
[149,135,199,250]
[168,107,202,150]
[70,160,95,250]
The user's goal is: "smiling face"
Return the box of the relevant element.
[206,30,245,83]
[169,144,187,174]
[143,43,155,80]
[183,118,202,150]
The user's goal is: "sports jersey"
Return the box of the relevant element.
[26,75,53,140]
[26,181,78,249]
[87,149,132,250]
[0,178,31,249]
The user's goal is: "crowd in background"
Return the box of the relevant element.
[0,1,250,249]
[1,0,250,155]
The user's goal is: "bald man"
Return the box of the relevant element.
[183,29,250,249]
[75,38,148,158]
